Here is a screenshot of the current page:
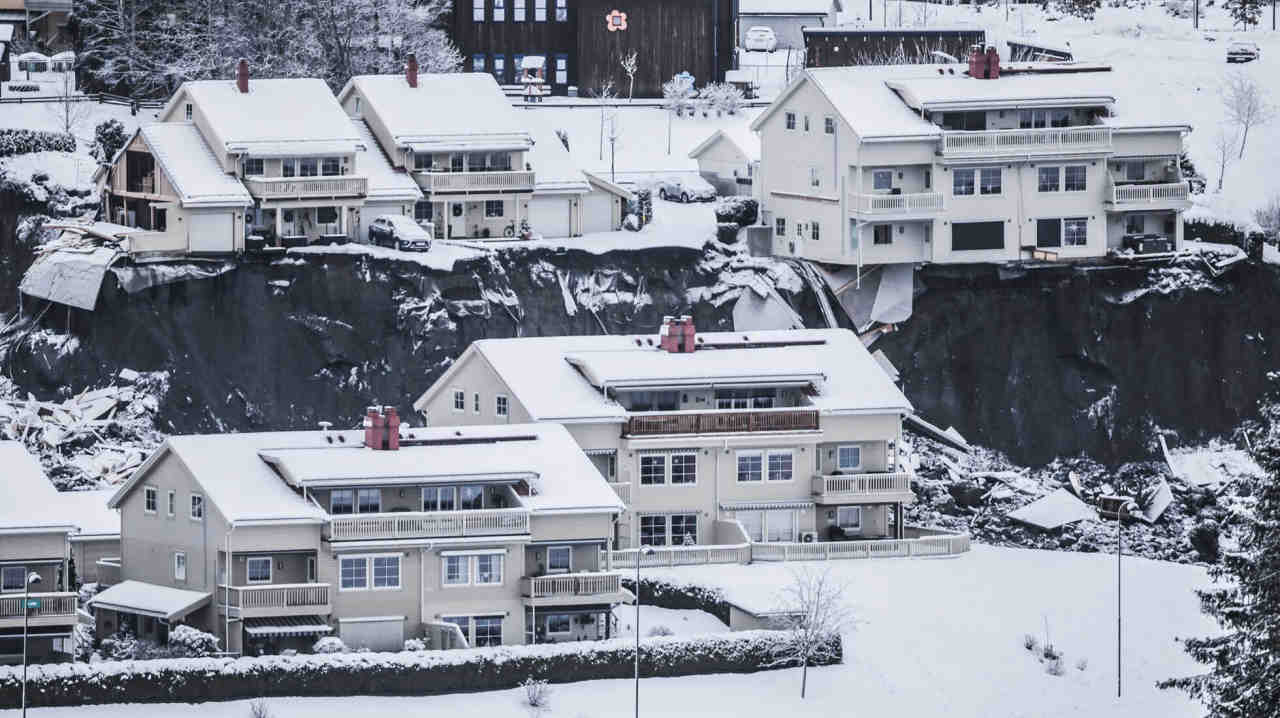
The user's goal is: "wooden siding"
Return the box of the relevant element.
[804,28,986,67]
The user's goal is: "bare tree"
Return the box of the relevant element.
[661,75,694,155]
[47,72,93,138]
[619,50,638,102]
[591,80,616,161]
[1255,194,1280,238]
[606,110,622,182]
[1222,71,1275,159]
[766,567,851,699]
[1213,123,1242,192]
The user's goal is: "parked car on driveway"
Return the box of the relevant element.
[743,26,778,52]
[649,174,717,203]
[369,215,432,251]
[1227,41,1261,63]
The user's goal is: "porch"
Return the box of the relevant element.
[242,175,367,201]
[849,192,945,220]
[526,606,617,644]
[326,507,531,541]
[1105,180,1192,210]
[941,126,1113,157]
[603,527,971,568]
[521,572,634,607]
[811,471,915,504]
[247,204,359,248]
[218,583,332,619]
[0,592,77,630]
[414,196,530,240]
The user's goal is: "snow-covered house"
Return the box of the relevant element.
[738,0,841,50]
[688,126,761,198]
[413,321,916,552]
[96,418,628,655]
[751,53,1192,268]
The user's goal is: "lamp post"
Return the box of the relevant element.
[22,571,41,718]
[634,546,655,718]
[1116,499,1137,699]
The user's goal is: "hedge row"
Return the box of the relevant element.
[0,128,76,157]
[624,576,733,626]
[0,630,840,708]
[1184,219,1244,246]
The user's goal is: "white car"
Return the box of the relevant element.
[743,26,778,53]
[368,215,433,252]
[1227,41,1261,63]
[649,175,717,203]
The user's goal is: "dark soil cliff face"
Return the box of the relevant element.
[877,264,1280,465]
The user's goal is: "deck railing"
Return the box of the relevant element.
[220,583,331,613]
[243,175,368,199]
[605,544,753,569]
[522,572,623,599]
[328,508,530,541]
[0,592,77,624]
[602,531,970,568]
[941,127,1112,156]
[415,170,535,193]
[850,192,944,215]
[813,471,913,498]
[607,482,632,504]
[1109,181,1190,204]
[624,409,819,437]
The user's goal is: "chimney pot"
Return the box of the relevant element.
[236,58,249,93]
[406,53,419,89]
[659,315,697,353]
[384,406,401,450]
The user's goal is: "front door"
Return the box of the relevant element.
[449,202,466,238]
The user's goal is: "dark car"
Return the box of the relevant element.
[369,215,433,252]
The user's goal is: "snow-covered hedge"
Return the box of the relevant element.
[0,128,76,157]
[623,577,732,625]
[0,630,838,708]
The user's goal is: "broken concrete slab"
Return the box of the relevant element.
[1006,488,1097,530]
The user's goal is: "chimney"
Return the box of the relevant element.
[364,406,384,450]
[384,406,401,451]
[236,58,249,93]
[659,315,696,354]
[406,53,419,89]
[985,46,1001,79]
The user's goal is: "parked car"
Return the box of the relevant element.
[1227,41,1261,63]
[650,174,717,203]
[369,215,432,251]
[743,26,778,53]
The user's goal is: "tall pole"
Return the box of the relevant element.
[1194,0,1200,29]
[1116,505,1122,699]
[22,580,29,718]
[634,558,641,718]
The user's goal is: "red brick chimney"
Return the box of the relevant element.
[659,315,696,353]
[384,406,401,450]
[406,53,419,89]
[236,58,249,93]
[985,46,1001,79]
[364,406,384,450]
[968,45,1000,80]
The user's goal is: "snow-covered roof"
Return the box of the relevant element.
[420,328,911,423]
[804,24,981,34]
[527,118,589,195]
[351,119,423,202]
[88,580,211,620]
[341,73,532,153]
[740,0,839,15]
[754,66,943,140]
[584,171,633,200]
[172,78,363,157]
[0,441,77,535]
[886,70,1116,112]
[57,490,118,540]
[0,25,16,44]
[688,127,760,162]
[1006,489,1096,530]
[138,123,252,208]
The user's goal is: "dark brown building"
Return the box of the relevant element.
[450,0,737,97]
[803,26,986,67]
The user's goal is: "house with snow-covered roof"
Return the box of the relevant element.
[95,417,629,656]
[689,126,761,198]
[738,0,841,50]
[751,49,1193,269]
[414,319,921,556]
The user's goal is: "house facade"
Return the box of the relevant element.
[752,53,1192,268]
[689,127,760,198]
[739,0,840,50]
[92,417,629,655]
[413,321,916,551]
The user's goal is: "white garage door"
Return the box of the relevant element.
[188,212,235,253]
[528,197,572,239]
[581,190,615,235]
[339,617,404,651]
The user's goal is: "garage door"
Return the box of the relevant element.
[188,212,235,253]
[581,190,615,234]
[339,617,404,651]
[528,197,572,239]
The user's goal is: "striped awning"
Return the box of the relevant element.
[243,615,333,638]
[635,448,700,457]
[584,448,618,456]
[719,500,815,512]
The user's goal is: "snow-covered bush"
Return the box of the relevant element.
[1075,658,1088,672]
[313,636,347,654]
[1045,656,1065,676]
[166,625,219,657]
[0,129,75,157]
[622,577,731,625]
[1042,643,1062,662]
[72,624,94,662]
[92,119,127,162]
[249,699,273,718]
[403,638,427,652]
[715,197,758,227]
[622,214,641,232]
[647,625,674,637]
[96,631,142,661]
[1023,634,1038,652]
[522,677,551,708]
[698,83,745,116]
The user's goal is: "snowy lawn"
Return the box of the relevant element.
[609,605,730,639]
[0,100,157,148]
[4,546,1216,718]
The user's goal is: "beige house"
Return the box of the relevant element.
[689,127,761,199]
[413,320,916,552]
[94,418,628,655]
[752,55,1192,269]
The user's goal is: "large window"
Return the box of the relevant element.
[476,554,502,584]
[737,451,764,482]
[670,453,697,485]
[1064,165,1087,192]
[242,158,263,176]
[372,555,401,589]
[670,514,698,545]
[422,486,457,511]
[953,168,975,196]
[547,546,572,573]
[1063,217,1088,246]
[1125,161,1146,182]
[321,157,340,176]
[357,488,381,514]
[1125,214,1145,235]
[715,388,775,409]
[639,515,667,546]
[473,0,484,21]
[951,221,1004,251]
[340,556,368,590]
[415,201,433,224]
[1038,166,1060,192]
[514,0,526,21]
[873,224,892,245]
[1019,110,1047,129]
[474,616,502,646]
[443,553,503,586]
[460,485,485,510]
[836,445,862,471]
[979,167,1002,195]
[493,0,505,21]
[555,0,567,21]
[767,450,794,481]
[639,455,666,485]
[330,489,354,515]
[546,614,572,635]
[535,0,546,21]
[873,170,893,191]
[190,494,204,521]
[1050,109,1071,128]
[554,54,568,84]
[299,158,318,177]
[1036,218,1061,248]
[2,566,26,592]
[246,557,272,584]
[485,200,505,218]
[837,506,862,529]
[443,555,469,585]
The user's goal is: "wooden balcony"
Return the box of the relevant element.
[811,471,915,504]
[1107,181,1191,208]
[850,192,944,217]
[218,583,331,619]
[604,544,753,569]
[624,409,819,437]
[414,170,535,193]
[0,592,77,630]
[327,508,530,541]
[941,127,1112,157]
[521,572,633,607]
[242,175,368,200]
[607,482,631,504]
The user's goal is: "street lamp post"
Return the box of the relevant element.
[634,546,655,718]
[1116,500,1137,700]
[22,571,41,718]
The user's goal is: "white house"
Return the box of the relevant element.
[738,0,841,50]
[751,53,1192,268]
[688,126,760,198]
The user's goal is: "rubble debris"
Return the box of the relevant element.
[1007,489,1097,531]
[1160,434,1262,487]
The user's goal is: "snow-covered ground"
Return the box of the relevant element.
[0,101,157,148]
[609,605,730,639]
[5,546,1215,718]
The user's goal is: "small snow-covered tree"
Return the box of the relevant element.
[1212,124,1241,192]
[591,80,616,161]
[313,636,347,653]
[46,73,94,138]
[620,50,638,101]
[167,625,219,657]
[661,75,695,155]
[1224,0,1264,27]
[1222,71,1274,159]
[767,567,850,699]
[91,119,128,162]
[1052,0,1102,19]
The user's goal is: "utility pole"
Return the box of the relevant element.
[1195,0,1200,29]
[1116,504,1122,699]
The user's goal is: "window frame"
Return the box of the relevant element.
[496,394,509,417]
[872,170,893,191]
[784,112,796,131]
[639,454,667,485]
[452,388,466,412]
[493,0,505,21]
[545,613,572,635]
[473,0,484,22]
[241,158,264,177]
[554,54,568,84]
[775,217,786,237]
[330,488,355,515]
[1,566,27,593]
[422,485,458,512]
[669,452,697,485]
[809,167,821,188]
[339,556,369,591]
[837,506,863,529]
[174,551,187,582]
[166,490,176,517]
[766,449,795,482]
[547,546,572,574]
[473,616,503,646]
[979,167,1002,196]
[189,494,204,521]
[669,513,698,545]
[535,0,547,21]
[953,168,975,196]
[514,0,526,21]
[485,200,505,218]
[356,488,381,514]
[306,557,317,583]
[836,445,862,472]
[246,556,272,585]
[475,554,503,585]
[824,116,836,134]
[873,224,893,245]
[472,54,486,73]
[371,554,401,590]
[1037,166,1060,193]
[736,450,764,482]
[144,486,158,514]
[1125,214,1144,235]
[185,103,193,121]
[811,221,820,241]
[1064,165,1087,192]
[639,515,668,546]
[1063,217,1088,247]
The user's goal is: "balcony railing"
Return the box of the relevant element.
[0,592,78,628]
[624,409,819,437]
[242,175,368,199]
[414,170,535,193]
[604,530,971,567]
[219,583,331,618]
[522,572,623,599]
[328,508,530,541]
[941,127,1113,157]
[1109,181,1190,205]
[812,471,914,502]
[850,192,944,215]
[607,482,631,504]
[605,544,753,568]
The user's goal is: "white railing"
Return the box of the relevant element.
[328,508,530,541]
[242,175,368,199]
[750,533,970,561]
[814,471,913,497]
[850,192,944,215]
[941,127,1112,156]
[220,583,331,611]
[604,544,753,569]
[1110,181,1190,204]
[607,482,631,504]
[523,572,623,598]
[0,592,77,622]
[415,170,535,193]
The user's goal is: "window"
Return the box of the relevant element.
[546,614,572,635]
[1125,161,1145,182]
[472,54,486,72]
[495,395,509,417]
[767,450,794,481]
[1036,218,1061,249]
[514,0,526,20]
[306,557,317,583]
[1019,110,1047,129]
[321,157,340,176]
[1063,217,1088,246]
[715,388,775,409]
[837,445,862,471]
[952,221,1005,251]
[1038,166,1060,192]
[671,453,697,485]
[535,0,546,21]
[640,455,666,485]
[485,200,505,218]
[357,488,381,514]
[473,0,484,21]
[809,167,821,188]
[1064,165,1087,192]
[190,494,204,521]
[489,152,512,171]
[299,158,318,177]
[824,116,835,134]
[775,217,786,237]
[472,392,481,414]
[640,515,667,546]
[453,389,465,412]
[493,0,505,21]
[803,115,811,132]
[144,486,157,514]
[456,485,482,510]
[1125,214,1144,235]
[953,168,975,196]
[340,557,368,590]
[924,169,931,189]
[174,552,187,581]
[185,103,193,120]
[873,224,892,245]
[873,170,893,191]
[737,451,763,482]
[811,221,821,241]
[475,554,502,585]
[1050,110,1071,128]
[242,158,264,176]
[474,616,502,646]
[415,201,433,223]
[493,54,506,81]
[547,546,571,573]
[979,167,1002,195]
[444,555,470,585]
[837,506,862,529]
[330,489,354,515]
[1,566,26,592]
[281,158,296,177]
[670,514,698,545]
[785,112,796,130]
[246,557,272,584]
[166,490,175,517]
[422,486,457,511]
[554,54,568,84]
[555,0,568,21]
[372,555,400,589]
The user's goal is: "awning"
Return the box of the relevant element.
[720,500,815,512]
[87,580,211,621]
[583,448,618,457]
[243,615,333,638]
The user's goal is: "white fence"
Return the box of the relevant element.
[603,531,970,568]
[1110,182,1190,204]
[942,127,1112,156]
[850,192,944,215]
[329,508,529,541]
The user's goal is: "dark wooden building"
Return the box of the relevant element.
[1007,38,1074,62]
[803,26,985,67]
[450,0,737,97]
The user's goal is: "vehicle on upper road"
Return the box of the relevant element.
[369,215,433,251]
[648,174,717,203]
[743,26,778,53]
[1227,41,1261,63]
